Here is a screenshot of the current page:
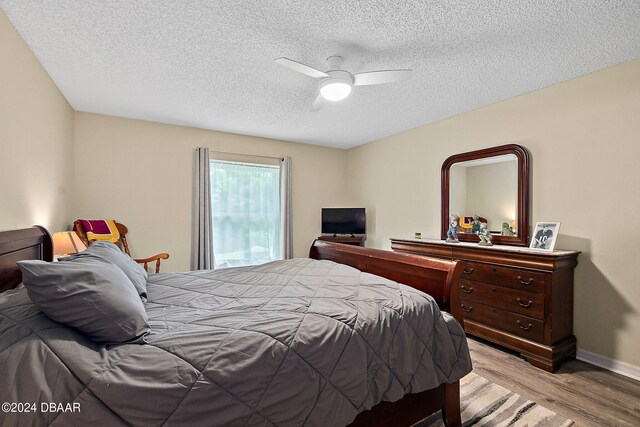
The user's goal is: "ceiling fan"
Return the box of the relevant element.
[274,56,411,108]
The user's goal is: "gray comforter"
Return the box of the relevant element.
[0,258,471,426]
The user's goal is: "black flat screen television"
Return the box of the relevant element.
[321,208,366,236]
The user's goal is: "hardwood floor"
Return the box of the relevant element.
[468,337,640,426]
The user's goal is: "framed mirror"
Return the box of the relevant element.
[441,144,530,246]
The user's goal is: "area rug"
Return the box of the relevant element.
[415,373,574,427]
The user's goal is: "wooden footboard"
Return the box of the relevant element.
[309,240,464,427]
[309,240,464,325]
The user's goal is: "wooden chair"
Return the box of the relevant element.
[73,220,169,273]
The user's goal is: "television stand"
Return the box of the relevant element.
[317,235,365,247]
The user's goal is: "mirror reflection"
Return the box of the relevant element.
[449,154,518,236]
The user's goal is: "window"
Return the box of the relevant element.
[210,160,281,268]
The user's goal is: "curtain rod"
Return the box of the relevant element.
[210,150,284,161]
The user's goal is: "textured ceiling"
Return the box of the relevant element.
[2,1,639,149]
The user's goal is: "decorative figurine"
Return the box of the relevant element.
[477,223,493,246]
[501,222,515,236]
[470,215,482,234]
[446,215,460,243]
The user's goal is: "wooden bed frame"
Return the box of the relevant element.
[310,240,465,427]
[0,226,52,293]
[0,228,465,427]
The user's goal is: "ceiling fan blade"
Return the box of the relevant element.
[275,57,329,79]
[353,69,412,86]
[310,94,324,111]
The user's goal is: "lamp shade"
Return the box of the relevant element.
[52,231,86,256]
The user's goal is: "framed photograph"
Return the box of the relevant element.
[529,222,561,251]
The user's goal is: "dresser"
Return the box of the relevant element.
[390,238,580,372]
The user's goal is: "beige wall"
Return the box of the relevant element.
[448,164,467,222]
[346,60,640,367]
[73,113,348,272]
[0,10,74,232]
[465,160,517,232]
[449,160,517,232]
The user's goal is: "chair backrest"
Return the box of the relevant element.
[73,220,133,256]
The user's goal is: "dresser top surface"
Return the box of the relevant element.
[391,237,580,257]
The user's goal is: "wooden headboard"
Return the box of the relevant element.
[309,240,464,324]
[0,226,52,293]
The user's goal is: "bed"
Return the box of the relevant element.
[0,226,471,426]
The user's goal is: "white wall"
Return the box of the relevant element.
[0,10,74,232]
[346,59,640,367]
[73,113,349,272]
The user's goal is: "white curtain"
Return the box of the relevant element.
[191,147,214,270]
[280,156,293,259]
[211,160,281,268]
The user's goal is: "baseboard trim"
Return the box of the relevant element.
[576,349,640,381]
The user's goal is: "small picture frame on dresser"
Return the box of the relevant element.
[530,222,561,251]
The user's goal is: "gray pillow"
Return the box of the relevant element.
[17,255,150,344]
[63,241,148,299]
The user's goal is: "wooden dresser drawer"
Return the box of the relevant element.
[460,261,546,293]
[460,298,544,342]
[459,280,544,319]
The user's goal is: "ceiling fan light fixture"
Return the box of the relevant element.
[320,81,352,101]
[274,56,412,108]
[319,71,354,101]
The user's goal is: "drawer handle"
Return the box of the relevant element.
[463,268,474,275]
[461,285,474,294]
[461,304,473,313]
[517,276,534,286]
[517,320,533,331]
[516,298,533,308]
